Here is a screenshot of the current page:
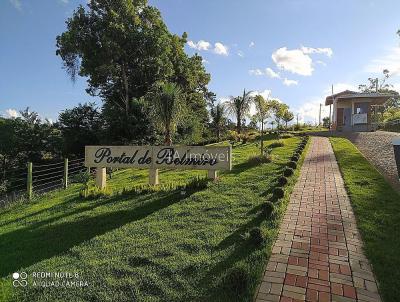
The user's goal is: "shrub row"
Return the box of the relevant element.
[224,136,310,296]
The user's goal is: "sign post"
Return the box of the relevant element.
[85,145,232,188]
[96,167,107,189]
[393,138,400,180]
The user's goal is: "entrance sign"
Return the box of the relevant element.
[85,145,232,187]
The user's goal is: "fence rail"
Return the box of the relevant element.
[0,157,88,208]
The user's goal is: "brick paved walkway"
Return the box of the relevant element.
[255,137,381,302]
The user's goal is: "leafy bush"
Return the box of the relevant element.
[283,168,294,177]
[278,176,288,186]
[223,266,249,296]
[269,141,285,148]
[281,133,293,139]
[288,161,297,169]
[249,227,265,245]
[248,154,271,165]
[80,185,112,199]
[291,154,299,162]
[273,187,285,199]
[263,201,275,217]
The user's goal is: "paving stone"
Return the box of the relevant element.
[254,137,382,302]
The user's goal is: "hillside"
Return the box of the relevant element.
[0,136,303,302]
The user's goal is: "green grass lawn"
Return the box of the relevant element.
[330,137,400,302]
[0,135,305,302]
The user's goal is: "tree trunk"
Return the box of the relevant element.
[165,128,172,146]
[121,64,130,118]
[237,112,241,134]
[260,120,264,155]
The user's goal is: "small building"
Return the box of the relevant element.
[325,90,392,132]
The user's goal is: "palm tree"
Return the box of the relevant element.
[147,82,184,145]
[253,95,271,155]
[210,103,227,142]
[226,89,253,134]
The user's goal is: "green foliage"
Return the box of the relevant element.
[145,82,185,145]
[269,141,285,148]
[283,168,294,177]
[291,154,299,162]
[330,137,400,302]
[249,227,265,246]
[288,161,297,169]
[80,185,113,199]
[263,201,275,217]
[0,136,303,302]
[273,187,285,199]
[0,109,62,180]
[58,102,102,156]
[278,176,288,186]
[210,103,228,141]
[56,0,211,145]
[247,153,271,166]
[226,89,253,134]
[281,133,293,139]
[223,266,249,296]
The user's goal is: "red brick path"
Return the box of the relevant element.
[255,137,381,302]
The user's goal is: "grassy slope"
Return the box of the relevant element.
[0,135,303,302]
[330,137,400,302]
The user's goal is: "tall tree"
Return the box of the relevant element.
[58,103,103,156]
[146,82,185,145]
[270,101,288,129]
[210,103,228,142]
[56,0,211,143]
[282,110,294,128]
[253,95,271,155]
[226,89,253,134]
[359,69,400,109]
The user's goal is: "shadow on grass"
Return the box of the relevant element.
[0,189,195,278]
[198,211,266,301]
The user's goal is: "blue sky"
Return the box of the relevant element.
[1,0,400,123]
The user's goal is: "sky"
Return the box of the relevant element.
[1,0,400,124]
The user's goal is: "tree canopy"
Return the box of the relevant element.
[56,0,211,144]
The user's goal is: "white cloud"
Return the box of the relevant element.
[265,68,281,79]
[187,40,211,51]
[214,42,229,56]
[272,47,313,76]
[59,0,69,3]
[249,90,282,116]
[9,0,22,10]
[283,78,298,86]
[294,100,328,124]
[271,46,333,76]
[187,40,229,56]
[316,60,327,66]
[237,50,244,57]
[249,69,264,76]
[249,41,255,48]
[5,108,20,118]
[365,47,400,76]
[202,58,209,64]
[301,46,333,58]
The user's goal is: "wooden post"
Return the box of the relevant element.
[149,168,159,185]
[27,162,32,200]
[207,170,218,180]
[63,158,68,189]
[96,167,106,189]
